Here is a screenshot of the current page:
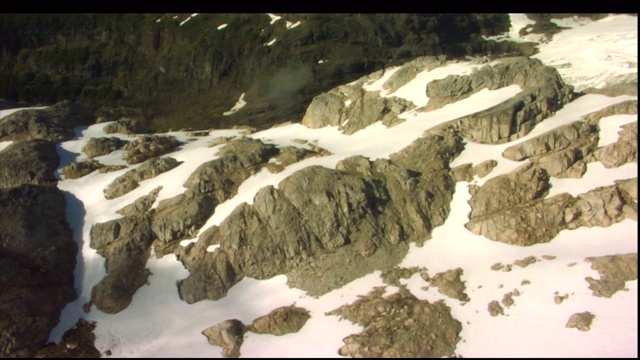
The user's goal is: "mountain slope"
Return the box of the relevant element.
[0,13,637,358]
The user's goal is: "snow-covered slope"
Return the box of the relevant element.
[3,14,633,358]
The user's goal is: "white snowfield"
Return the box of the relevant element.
[0,14,634,358]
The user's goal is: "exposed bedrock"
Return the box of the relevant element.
[301,85,416,135]
[0,100,94,142]
[177,131,464,303]
[0,140,60,188]
[81,136,129,158]
[61,159,104,179]
[102,117,151,135]
[328,286,462,358]
[465,162,637,245]
[121,135,182,165]
[585,253,638,298]
[88,213,154,314]
[590,121,637,169]
[433,57,576,144]
[299,56,441,135]
[0,184,77,357]
[103,157,182,199]
[502,121,599,178]
[89,138,282,311]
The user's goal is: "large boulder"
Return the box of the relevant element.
[102,118,150,135]
[0,184,77,357]
[0,100,94,142]
[201,319,245,358]
[122,135,182,165]
[61,159,104,179]
[81,137,129,158]
[248,305,311,336]
[0,140,60,188]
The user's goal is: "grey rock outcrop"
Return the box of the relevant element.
[88,213,154,314]
[465,166,636,245]
[266,145,328,173]
[89,138,284,309]
[615,178,637,200]
[502,121,599,178]
[102,118,150,135]
[202,320,246,358]
[580,100,637,125]
[122,135,182,164]
[82,137,129,158]
[328,286,461,358]
[104,157,181,199]
[566,312,595,332]
[585,253,637,298]
[151,194,216,246]
[0,140,60,188]
[116,186,162,216]
[423,267,470,302]
[0,184,77,357]
[301,84,416,135]
[184,138,280,198]
[0,100,94,142]
[450,163,474,182]
[474,159,498,178]
[61,159,104,179]
[450,159,498,182]
[248,305,311,336]
[382,56,446,94]
[202,305,311,358]
[467,162,550,219]
[177,131,463,302]
[432,57,575,144]
[591,121,637,168]
[488,300,504,316]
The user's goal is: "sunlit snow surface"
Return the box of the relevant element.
[2,13,632,358]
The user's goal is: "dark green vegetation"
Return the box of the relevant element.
[0,13,524,132]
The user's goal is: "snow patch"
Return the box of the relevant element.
[223,93,247,116]
[0,141,13,152]
[286,20,301,29]
[267,13,281,25]
[217,23,228,30]
[263,38,277,47]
